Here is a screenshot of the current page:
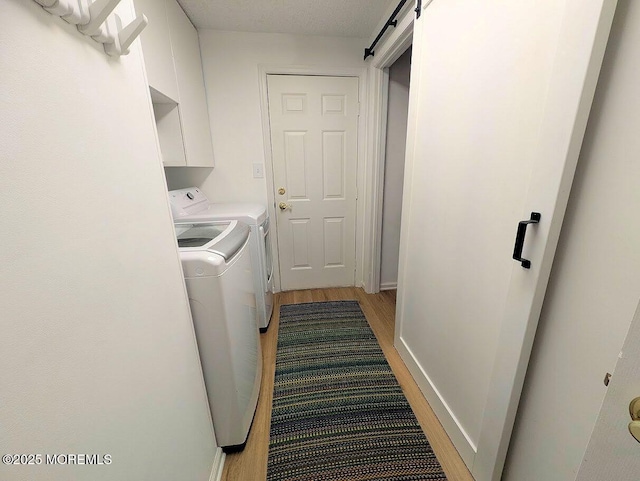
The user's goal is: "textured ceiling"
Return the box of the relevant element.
[176,0,398,38]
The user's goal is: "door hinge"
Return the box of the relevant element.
[357,102,361,116]
[415,0,422,18]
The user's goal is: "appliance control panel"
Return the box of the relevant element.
[168,187,210,219]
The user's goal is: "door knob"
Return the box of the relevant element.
[629,397,640,444]
[278,202,291,211]
[278,187,286,195]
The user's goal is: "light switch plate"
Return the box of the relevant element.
[253,163,264,178]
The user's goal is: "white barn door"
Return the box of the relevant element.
[396,1,617,480]
[267,75,359,291]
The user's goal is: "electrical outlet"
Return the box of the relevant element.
[253,163,264,178]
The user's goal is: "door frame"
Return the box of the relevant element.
[361,0,415,293]
[258,65,368,292]
[576,296,640,479]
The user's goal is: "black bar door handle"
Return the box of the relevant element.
[512,212,541,269]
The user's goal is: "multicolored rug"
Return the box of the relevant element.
[267,300,447,480]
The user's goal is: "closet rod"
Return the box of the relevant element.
[364,0,408,60]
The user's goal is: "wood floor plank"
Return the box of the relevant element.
[220,287,474,481]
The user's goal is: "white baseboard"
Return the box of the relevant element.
[380,281,397,290]
[395,335,477,467]
[209,448,225,481]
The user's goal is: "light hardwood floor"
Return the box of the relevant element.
[221,287,474,481]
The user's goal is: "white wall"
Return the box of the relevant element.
[165,30,367,204]
[504,1,640,479]
[0,2,217,480]
[380,47,411,289]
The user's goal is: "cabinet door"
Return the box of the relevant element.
[165,0,215,167]
[135,0,179,103]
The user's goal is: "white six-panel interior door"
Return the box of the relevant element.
[267,75,359,291]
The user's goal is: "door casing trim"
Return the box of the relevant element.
[362,0,415,293]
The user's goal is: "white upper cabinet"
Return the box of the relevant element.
[136,0,214,168]
[165,0,215,168]
[136,0,179,103]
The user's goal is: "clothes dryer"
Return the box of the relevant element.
[169,188,274,331]
[176,220,261,451]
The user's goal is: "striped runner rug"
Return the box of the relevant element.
[267,300,447,481]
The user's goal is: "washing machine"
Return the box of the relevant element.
[176,220,262,451]
[169,187,274,331]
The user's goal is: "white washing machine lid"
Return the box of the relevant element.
[169,187,266,225]
[176,220,249,260]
